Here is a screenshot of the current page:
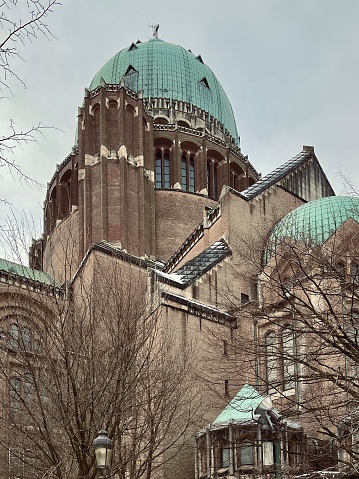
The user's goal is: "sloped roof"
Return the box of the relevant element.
[241,148,334,202]
[157,239,230,288]
[0,258,57,286]
[213,384,264,426]
[241,150,314,199]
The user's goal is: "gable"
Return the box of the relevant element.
[241,147,334,203]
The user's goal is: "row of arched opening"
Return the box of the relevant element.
[154,144,250,199]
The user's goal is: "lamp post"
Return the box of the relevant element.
[255,396,282,479]
[92,430,113,478]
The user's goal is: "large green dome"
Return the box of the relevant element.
[266,196,359,262]
[89,38,239,143]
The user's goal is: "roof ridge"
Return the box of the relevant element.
[157,239,230,289]
[241,149,313,200]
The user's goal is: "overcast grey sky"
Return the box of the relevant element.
[1,0,359,261]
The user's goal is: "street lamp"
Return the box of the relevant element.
[92,430,113,477]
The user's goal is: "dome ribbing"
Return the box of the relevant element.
[265,196,359,262]
[89,38,239,143]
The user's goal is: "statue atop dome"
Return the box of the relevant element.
[150,23,159,38]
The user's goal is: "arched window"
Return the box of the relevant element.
[153,117,169,125]
[207,160,218,199]
[265,332,277,392]
[229,163,244,191]
[59,170,72,220]
[282,326,296,390]
[181,153,195,192]
[8,322,41,353]
[177,120,190,128]
[155,149,170,188]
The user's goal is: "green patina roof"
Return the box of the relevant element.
[0,258,57,286]
[89,38,238,143]
[213,384,263,425]
[266,196,359,262]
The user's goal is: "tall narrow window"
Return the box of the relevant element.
[230,170,240,190]
[351,261,359,283]
[241,293,249,305]
[282,326,296,390]
[155,149,171,188]
[207,160,218,199]
[265,332,277,392]
[181,153,195,192]
[229,163,244,191]
[335,261,346,281]
[199,445,208,476]
[24,373,34,407]
[10,377,21,421]
[224,379,229,397]
[347,312,359,377]
[9,324,19,350]
[181,155,187,190]
[9,447,26,479]
[189,157,195,191]
[22,326,31,351]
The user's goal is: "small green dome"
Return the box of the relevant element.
[266,196,359,262]
[89,38,238,143]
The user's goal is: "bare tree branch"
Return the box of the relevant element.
[0,0,60,192]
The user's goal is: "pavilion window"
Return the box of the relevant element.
[220,445,230,468]
[155,149,171,188]
[240,442,254,466]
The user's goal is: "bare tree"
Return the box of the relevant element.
[226,212,359,474]
[0,248,200,479]
[0,0,60,187]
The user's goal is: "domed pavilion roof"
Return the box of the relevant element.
[89,38,238,143]
[265,196,359,262]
